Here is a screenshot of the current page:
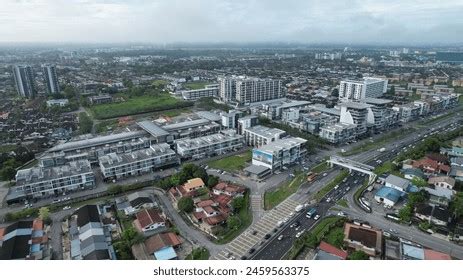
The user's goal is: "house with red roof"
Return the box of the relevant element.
[412,157,451,176]
[314,241,348,260]
[133,209,166,234]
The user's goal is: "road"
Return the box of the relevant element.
[246,115,463,260]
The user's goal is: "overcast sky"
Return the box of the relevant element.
[1,0,462,45]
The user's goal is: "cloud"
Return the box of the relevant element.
[0,0,462,44]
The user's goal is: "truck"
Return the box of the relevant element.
[377,147,386,152]
[295,204,304,212]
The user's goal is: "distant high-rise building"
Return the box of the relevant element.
[218,76,284,105]
[339,78,388,101]
[12,65,36,98]
[42,64,60,95]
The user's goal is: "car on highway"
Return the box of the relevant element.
[314,215,320,220]
[63,206,71,210]
[326,197,331,203]
[334,185,340,190]
[295,229,306,238]
[322,173,328,177]
[337,211,347,217]
[290,221,300,228]
[277,235,284,241]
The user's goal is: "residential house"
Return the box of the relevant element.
[0,219,50,260]
[133,209,166,235]
[314,241,348,260]
[412,157,451,175]
[131,232,182,260]
[169,178,206,201]
[428,176,455,190]
[414,204,451,227]
[343,223,383,257]
[212,183,246,197]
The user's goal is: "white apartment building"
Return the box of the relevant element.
[319,123,357,144]
[181,87,218,100]
[243,125,286,147]
[339,102,372,135]
[175,130,244,160]
[98,143,178,180]
[252,137,307,171]
[6,160,95,204]
[339,78,388,101]
[218,76,284,105]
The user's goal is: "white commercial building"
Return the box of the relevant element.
[98,143,178,180]
[339,78,388,101]
[339,102,372,135]
[319,123,357,144]
[252,137,307,171]
[243,125,286,147]
[181,87,218,100]
[6,160,95,204]
[175,130,244,159]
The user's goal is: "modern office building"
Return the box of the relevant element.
[252,137,307,171]
[221,110,242,129]
[6,160,95,204]
[339,102,372,135]
[175,130,244,160]
[12,65,36,98]
[363,98,398,131]
[181,87,218,100]
[319,123,357,144]
[339,78,388,101]
[98,143,178,180]
[243,125,286,147]
[42,64,60,95]
[218,76,284,105]
[237,115,259,135]
[162,118,221,140]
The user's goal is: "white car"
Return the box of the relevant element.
[337,211,347,217]
[295,229,306,238]
[277,235,284,241]
[314,215,320,220]
[63,206,71,210]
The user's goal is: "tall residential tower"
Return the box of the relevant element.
[12,65,36,98]
[42,64,60,95]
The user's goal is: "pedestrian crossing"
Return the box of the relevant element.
[214,197,302,260]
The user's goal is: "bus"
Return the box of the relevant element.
[307,172,318,182]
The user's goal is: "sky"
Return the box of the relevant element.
[1,0,462,45]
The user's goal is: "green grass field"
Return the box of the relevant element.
[185,247,210,260]
[208,151,251,172]
[89,94,192,119]
[264,171,306,210]
[184,81,210,90]
[0,145,17,153]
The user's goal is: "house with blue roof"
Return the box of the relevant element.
[374,186,405,207]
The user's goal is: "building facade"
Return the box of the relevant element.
[243,125,286,147]
[339,78,388,101]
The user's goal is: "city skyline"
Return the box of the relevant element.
[1,0,463,45]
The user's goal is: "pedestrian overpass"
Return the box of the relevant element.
[327,156,377,184]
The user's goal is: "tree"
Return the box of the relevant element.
[399,205,413,222]
[207,176,219,188]
[348,250,369,260]
[0,166,16,181]
[178,197,194,213]
[331,88,339,97]
[231,196,245,211]
[122,227,144,246]
[227,216,241,231]
[450,193,463,218]
[411,177,429,188]
[39,207,51,223]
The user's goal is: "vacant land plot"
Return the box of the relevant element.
[184,81,210,90]
[208,151,251,172]
[89,95,192,119]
